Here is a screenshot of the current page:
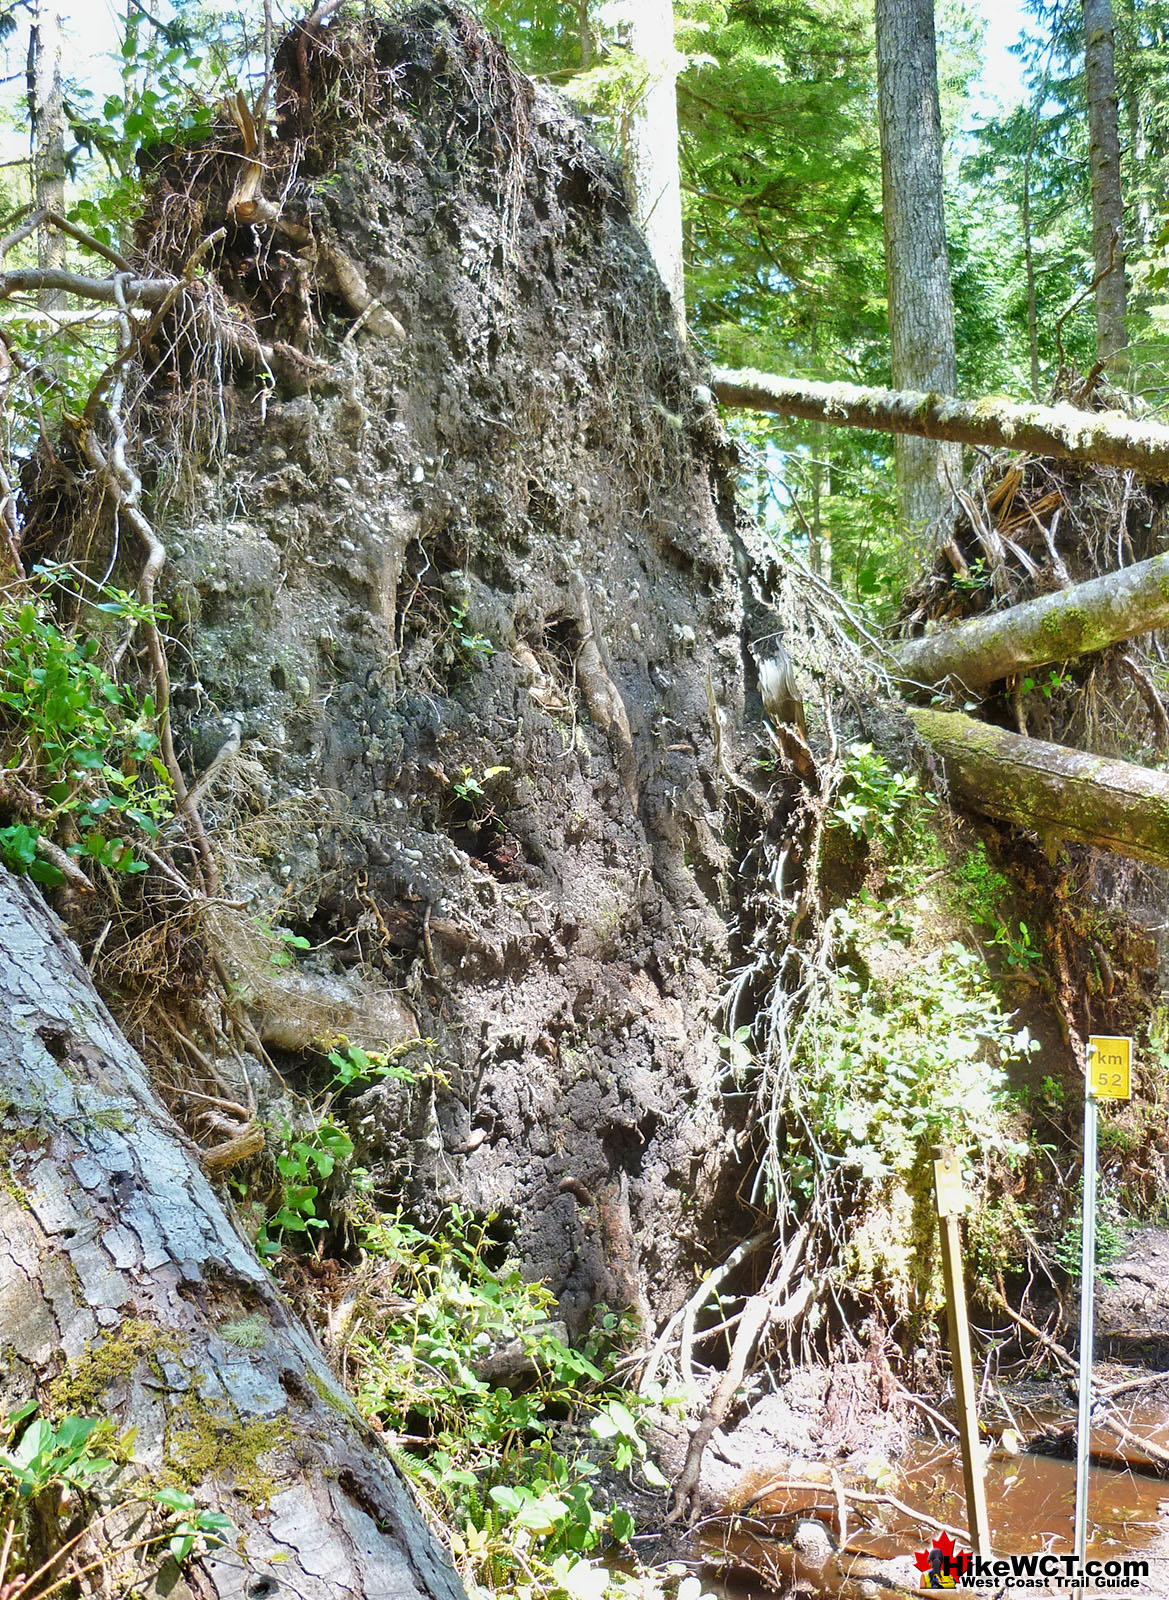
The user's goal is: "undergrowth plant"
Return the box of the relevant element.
[237,1038,431,1259]
[0,570,173,884]
[795,940,1035,1185]
[243,1046,667,1598]
[349,1207,668,1600]
[754,740,1043,1326]
[828,741,928,843]
[0,1403,230,1600]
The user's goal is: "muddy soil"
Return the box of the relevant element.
[122,1,775,1330]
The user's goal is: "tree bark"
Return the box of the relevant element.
[0,867,466,1600]
[621,0,685,333]
[894,551,1169,689]
[29,0,66,312]
[710,367,1169,480]
[874,0,960,538]
[1083,0,1127,371]
[907,706,1169,868]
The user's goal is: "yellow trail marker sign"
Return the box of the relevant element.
[1087,1035,1133,1101]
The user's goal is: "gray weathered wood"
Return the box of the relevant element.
[0,866,466,1600]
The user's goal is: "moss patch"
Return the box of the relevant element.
[165,1397,292,1506]
[49,1319,181,1411]
[303,1365,350,1416]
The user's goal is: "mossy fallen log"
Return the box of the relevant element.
[894,551,1169,689]
[712,368,1169,481]
[908,706,1169,868]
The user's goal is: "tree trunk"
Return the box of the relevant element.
[621,0,685,333]
[894,550,1169,689]
[29,0,66,311]
[710,368,1169,480]
[0,868,466,1600]
[874,0,960,539]
[1083,0,1127,371]
[907,707,1169,868]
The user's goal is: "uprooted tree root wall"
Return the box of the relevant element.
[20,0,771,1331]
[12,2,1169,1459]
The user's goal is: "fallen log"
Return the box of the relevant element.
[712,368,1169,482]
[894,551,1169,689]
[907,706,1169,868]
[0,865,466,1600]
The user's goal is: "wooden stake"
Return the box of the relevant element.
[932,1143,993,1556]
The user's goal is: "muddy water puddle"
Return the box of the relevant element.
[701,1404,1169,1597]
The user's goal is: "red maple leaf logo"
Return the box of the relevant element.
[914,1532,958,1573]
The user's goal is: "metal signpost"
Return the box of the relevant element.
[932,1143,992,1556]
[1074,1035,1133,1564]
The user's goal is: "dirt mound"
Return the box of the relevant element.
[116,1,770,1325]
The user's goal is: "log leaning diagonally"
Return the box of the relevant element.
[711,367,1169,482]
[907,707,1169,869]
[893,551,1169,690]
[0,867,466,1600]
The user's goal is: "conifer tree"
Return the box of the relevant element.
[874,0,959,540]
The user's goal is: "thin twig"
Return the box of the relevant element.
[739,1477,971,1544]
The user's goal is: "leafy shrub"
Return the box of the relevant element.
[0,1403,231,1598]
[0,573,173,883]
[352,1208,666,1600]
[796,942,1034,1182]
[828,742,926,843]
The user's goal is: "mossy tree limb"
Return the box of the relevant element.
[908,706,1169,867]
[711,368,1169,481]
[0,865,465,1600]
[894,551,1169,689]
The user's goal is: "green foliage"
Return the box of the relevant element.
[0,1404,231,1598]
[1020,668,1071,700]
[450,606,496,668]
[253,919,312,968]
[950,841,1010,926]
[717,1023,754,1077]
[795,941,1035,1184]
[0,1407,116,1497]
[244,1039,431,1259]
[453,763,511,810]
[828,742,931,844]
[988,918,1044,976]
[256,1117,357,1256]
[0,571,174,884]
[1053,1183,1127,1279]
[66,13,223,243]
[353,1208,665,1599]
[326,1039,422,1089]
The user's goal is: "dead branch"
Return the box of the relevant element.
[1097,1369,1169,1403]
[35,836,94,893]
[907,705,1169,869]
[989,1287,1077,1374]
[185,720,243,811]
[640,1231,771,1395]
[668,1228,808,1524]
[713,367,1169,481]
[739,1476,971,1544]
[894,550,1169,691]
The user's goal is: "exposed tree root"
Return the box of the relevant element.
[668,1228,810,1524]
